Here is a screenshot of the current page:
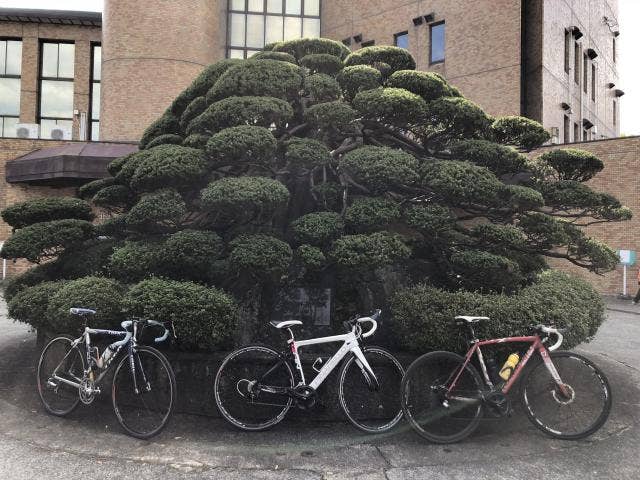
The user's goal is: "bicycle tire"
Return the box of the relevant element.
[214,345,294,431]
[37,335,85,416]
[338,346,405,433]
[401,351,484,443]
[112,345,176,439]
[520,350,612,440]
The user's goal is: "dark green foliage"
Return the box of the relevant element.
[129,145,207,192]
[386,70,452,102]
[539,148,605,182]
[344,46,416,72]
[8,281,65,330]
[1,197,94,229]
[96,215,129,238]
[423,97,492,146]
[169,59,243,116]
[251,51,297,64]
[201,177,289,215]
[139,112,181,149]
[163,229,223,281]
[179,96,208,130]
[345,197,400,232]
[53,239,119,280]
[450,249,523,292]
[78,177,116,200]
[107,151,135,177]
[404,204,455,235]
[284,137,332,168]
[304,100,358,130]
[145,133,184,149]
[182,133,210,149]
[92,185,135,209]
[228,234,293,277]
[272,38,351,60]
[114,149,155,184]
[331,232,411,269]
[304,73,341,103]
[392,271,604,352]
[337,65,382,100]
[295,244,326,270]
[492,116,551,151]
[340,146,419,194]
[420,160,503,206]
[46,276,126,332]
[124,277,237,350]
[449,139,528,175]
[207,60,303,102]
[187,96,294,135]
[126,189,187,227]
[502,185,545,211]
[205,126,277,166]
[299,53,343,75]
[353,87,427,126]
[3,263,57,301]
[109,241,162,282]
[1,219,95,263]
[290,212,344,246]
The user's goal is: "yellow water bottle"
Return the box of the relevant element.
[499,353,520,381]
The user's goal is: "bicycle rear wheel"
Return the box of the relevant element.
[338,346,404,433]
[112,346,176,439]
[214,345,294,431]
[521,351,611,439]
[401,351,483,443]
[37,336,85,416]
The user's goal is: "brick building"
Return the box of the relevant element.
[0,1,635,292]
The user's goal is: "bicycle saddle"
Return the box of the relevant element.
[454,315,490,323]
[270,320,303,329]
[70,308,96,316]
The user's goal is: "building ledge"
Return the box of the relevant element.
[0,8,101,26]
[6,142,137,186]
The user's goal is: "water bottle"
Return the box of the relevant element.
[100,346,115,369]
[499,353,520,381]
[312,357,323,373]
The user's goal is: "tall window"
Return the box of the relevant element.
[613,100,617,126]
[430,21,445,64]
[583,53,588,94]
[227,0,321,59]
[564,29,571,74]
[591,63,596,102]
[39,41,75,139]
[574,41,580,84]
[563,115,570,143]
[89,44,101,141]
[613,37,616,63]
[394,31,409,50]
[0,39,22,138]
[573,122,579,143]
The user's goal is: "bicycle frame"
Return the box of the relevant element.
[449,335,569,398]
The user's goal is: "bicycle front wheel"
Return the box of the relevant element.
[401,351,483,443]
[338,346,405,433]
[521,351,612,439]
[214,345,294,431]
[37,335,85,416]
[112,346,176,439]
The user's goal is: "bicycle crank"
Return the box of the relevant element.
[293,385,317,410]
[79,378,101,405]
[484,391,512,417]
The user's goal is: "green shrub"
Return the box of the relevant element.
[53,239,119,280]
[46,276,126,332]
[2,197,94,229]
[353,87,427,126]
[345,197,400,232]
[290,212,344,246]
[205,125,277,166]
[340,146,419,194]
[182,133,210,149]
[145,133,184,149]
[404,203,455,235]
[1,219,95,263]
[187,96,294,135]
[284,137,332,169]
[450,249,523,292]
[295,244,326,270]
[179,96,208,130]
[3,263,57,301]
[201,176,289,215]
[124,278,237,350]
[501,185,545,211]
[391,270,605,352]
[92,185,135,209]
[337,65,382,100]
[251,51,297,64]
[162,229,223,281]
[114,149,155,185]
[108,151,136,177]
[139,112,181,149]
[386,70,453,102]
[331,232,411,269]
[8,281,65,330]
[344,46,416,72]
[129,145,207,192]
[228,234,293,277]
[304,100,358,131]
[109,240,163,282]
[207,60,303,102]
[273,38,351,60]
[538,148,605,182]
[449,139,528,175]
[78,177,116,200]
[424,97,492,144]
[304,73,341,103]
[299,53,343,75]
[492,116,551,151]
[126,189,187,228]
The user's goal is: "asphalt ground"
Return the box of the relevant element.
[0,298,638,479]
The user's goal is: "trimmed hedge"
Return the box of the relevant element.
[291,211,344,246]
[78,177,116,200]
[205,125,277,166]
[2,263,56,301]
[304,100,358,131]
[162,229,224,281]
[109,240,163,282]
[126,189,187,227]
[344,46,416,72]
[345,197,401,232]
[331,232,411,269]
[336,65,382,100]
[538,148,605,182]
[129,145,207,192]
[492,116,551,151]
[391,270,605,352]
[284,137,332,169]
[2,197,94,229]
[139,112,181,149]
[354,87,427,126]
[386,70,453,102]
[8,281,65,330]
[299,53,344,75]
[272,38,351,61]
[145,133,184,149]
[449,139,528,176]
[251,51,297,64]
[201,177,290,214]
[228,234,293,277]
[304,73,341,103]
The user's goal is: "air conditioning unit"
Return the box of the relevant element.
[50,125,72,140]
[15,123,39,139]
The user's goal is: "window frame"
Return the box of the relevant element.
[563,115,570,144]
[429,21,445,65]
[38,40,76,137]
[574,41,581,85]
[613,99,617,127]
[394,31,409,50]
[227,0,322,59]
[564,29,571,74]
[583,52,588,94]
[88,42,101,141]
[0,37,23,138]
[591,63,596,102]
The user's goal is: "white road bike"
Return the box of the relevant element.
[214,309,405,433]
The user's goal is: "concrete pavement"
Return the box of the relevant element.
[0,298,638,479]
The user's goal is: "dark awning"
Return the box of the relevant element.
[6,142,137,185]
[0,8,101,26]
